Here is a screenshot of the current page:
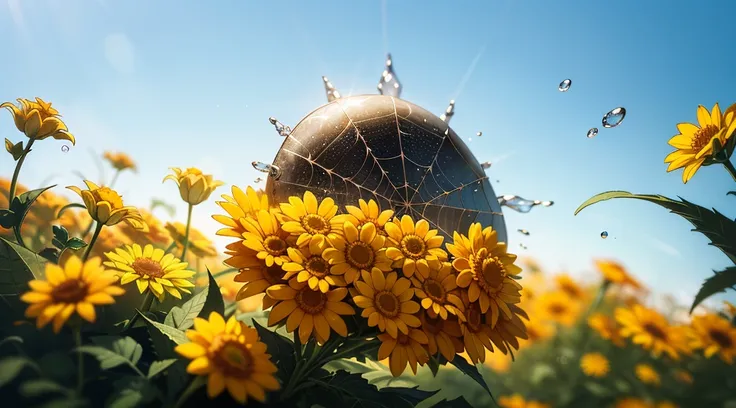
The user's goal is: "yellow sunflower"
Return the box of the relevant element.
[521,317,555,345]
[1,97,75,143]
[213,185,271,239]
[103,244,195,301]
[534,291,581,327]
[411,261,464,320]
[323,221,392,284]
[242,209,292,267]
[266,281,354,344]
[233,264,287,310]
[103,151,136,172]
[673,369,693,385]
[594,260,642,289]
[117,208,170,245]
[457,298,495,364]
[418,309,464,362]
[554,274,589,301]
[688,313,736,364]
[283,238,345,293]
[377,328,429,377]
[21,255,124,333]
[67,181,147,230]
[353,268,421,339]
[448,223,522,321]
[588,313,626,347]
[615,305,680,360]
[580,352,609,378]
[615,398,654,408]
[334,198,394,235]
[635,363,660,386]
[278,191,342,247]
[488,306,528,355]
[385,215,447,280]
[174,312,280,403]
[665,103,736,183]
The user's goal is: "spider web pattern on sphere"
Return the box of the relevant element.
[265,95,507,242]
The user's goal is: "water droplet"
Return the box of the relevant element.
[587,127,599,139]
[518,229,530,236]
[377,54,402,98]
[601,231,608,239]
[496,179,500,183]
[498,195,553,213]
[602,107,626,128]
[61,145,69,152]
[480,161,492,170]
[322,76,341,102]
[476,131,482,137]
[558,79,572,92]
[254,177,263,183]
[268,117,292,137]
[440,100,455,124]
[519,243,528,250]
[252,162,281,178]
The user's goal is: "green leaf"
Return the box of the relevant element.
[5,138,24,161]
[0,209,14,229]
[442,397,475,407]
[108,376,159,408]
[728,191,736,196]
[448,356,494,401]
[0,356,39,387]
[165,282,209,330]
[0,335,23,348]
[199,267,225,318]
[52,225,69,245]
[309,370,384,408]
[147,359,177,378]
[575,191,736,264]
[252,320,296,382]
[427,355,440,377]
[0,237,46,323]
[584,381,612,396]
[9,185,57,230]
[19,379,71,398]
[378,387,438,407]
[51,225,87,252]
[38,247,60,263]
[140,312,188,345]
[65,237,87,250]
[323,358,376,374]
[530,363,556,385]
[77,336,144,373]
[691,267,736,312]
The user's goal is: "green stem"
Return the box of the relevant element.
[124,292,155,331]
[82,220,95,239]
[7,139,35,204]
[82,223,103,262]
[181,204,193,260]
[165,242,177,254]
[12,226,26,249]
[723,160,736,182]
[74,327,84,394]
[107,170,121,189]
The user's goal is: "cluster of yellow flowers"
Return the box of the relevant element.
[213,188,529,376]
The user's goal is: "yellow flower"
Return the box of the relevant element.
[635,363,660,386]
[483,350,512,373]
[534,291,581,327]
[665,103,736,183]
[334,198,394,235]
[266,281,354,344]
[588,313,626,347]
[724,301,736,318]
[283,238,345,293]
[174,312,280,404]
[20,255,124,333]
[241,209,292,267]
[67,181,147,230]
[580,352,609,378]
[353,269,421,339]
[323,221,392,284]
[498,394,551,408]
[1,97,75,143]
[117,208,170,245]
[615,305,680,360]
[615,398,654,408]
[103,244,195,301]
[448,223,522,323]
[103,151,136,172]
[673,369,693,385]
[594,260,642,289]
[418,310,463,362]
[457,296,495,364]
[377,328,429,377]
[163,167,224,206]
[278,191,342,246]
[554,274,588,301]
[411,262,464,320]
[522,317,555,344]
[165,222,217,259]
[233,264,286,310]
[688,313,736,364]
[489,306,528,355]
[213,186,270,239]
[385,215,447,280]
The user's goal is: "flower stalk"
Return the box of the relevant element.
[181,203,193,260]
[7,138,34,204]
[74,327,84,394]
[723,160,736,182]
[82,223,103,262]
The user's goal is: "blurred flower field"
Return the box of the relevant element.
[1,97,736,408]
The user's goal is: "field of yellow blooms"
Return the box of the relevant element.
[1,98,736,408]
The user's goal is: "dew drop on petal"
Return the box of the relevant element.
[587,128,598,139]
[61,145,69,152]
[558,79,572,92]
[602,107,626,128]
[601,231,609,239]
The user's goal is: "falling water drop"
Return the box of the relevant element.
[440,100,455,123]
[498,195,554,213]
[587,128,599,139]
[601,231,609,239]
[61,145,69,152]
[377,54,402,98]
[268,117,292,137]
[252,161,281,178]
[518,229,530,236]
[519,243,528,250]
[602,107,626,128]
[480,161,492,170]
[254,177,263,183]
[322,76,341,102]
[476,131,482,137]
[558,79,572,92]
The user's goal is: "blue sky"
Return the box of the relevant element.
[1,0,734,308]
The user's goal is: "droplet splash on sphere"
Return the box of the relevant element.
[601,231,609,239]
[252,161,281,178]
[377,53,402,98]
[61,145,69,152]
[587,127,599,139]
[268,117,292,137]
[480,161,492,170]
[254,177,263,183]
[322,76,341,102]
[476,131,483,137]
[440,100,455,124]
[498,195,554,213]
[602,107,626,128]
[518,229,530,236]
[558,79,572,92]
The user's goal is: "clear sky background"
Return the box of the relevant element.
[1,0,734,308]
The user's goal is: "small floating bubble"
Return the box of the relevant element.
[587,128,598,139]
[602,107,626,128]
[601,231,608,239]
[476,131,482,137]
[61,145,69,152]
[558,79,572,92]
[518,229,530,236]
[480,161,492,170]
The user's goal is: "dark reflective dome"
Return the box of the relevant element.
[265,94,507,243]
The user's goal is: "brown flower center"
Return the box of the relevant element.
[131,258,165,278]
[474,256,505,292]
[396,332,411,346]
[263,265,286,285]
[264,236,287,256]
[423,279,446,302]
[210,337,253,378]
[51,279,88,303]
[548,303,567,316]
[301,214,329,235]
[305,257,329,278]
[421,312,444,335]
[296,288,326,314]
[691,124,719,151]
[709,329,733,349]
[643,323,667,340]
[91,187,124,209]
[465,305,482,332]
[375,291,399,317]
[347,242,374,269]
[401,235,426,259]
